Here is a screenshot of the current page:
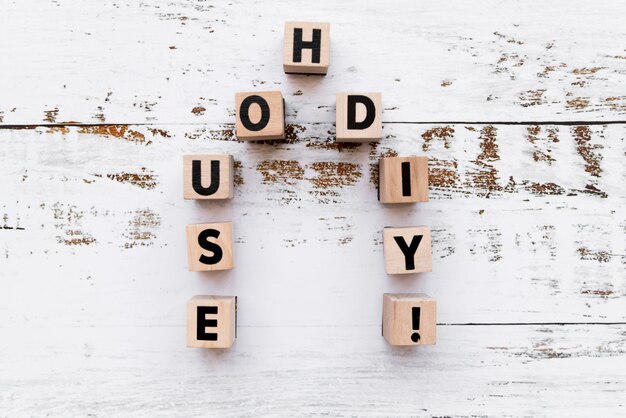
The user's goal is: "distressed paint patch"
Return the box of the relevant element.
[233,160,244,186]
[78,125,150,145]
[106,168,157,190]
[308,162,362,203]
[123,208,161,249]
[429,158,460,192]
[191,106,206,115]
[465,125,502,197]
[519,89,546,107]
[44,107,59,123]
[578,247,612,263]
[256,160,304,204]
[422,126,454,151]
[51,203,96,246]
[369,149,398,187]
[572,126,603,177]
[566,98,590,110]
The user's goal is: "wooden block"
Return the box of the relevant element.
[235,91,285,141]
[187,295,236,348]
[382,293,436,346]
[383,226,432,274]
[283,22,330,75]
[336,92,382,142]
[186,222,233,272]
[183,154,234,200]
[379,156,429,203]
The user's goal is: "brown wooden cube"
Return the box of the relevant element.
[336,92,382,142]
[183,154,234,200]
[187,295,236,348]
[379,156,429,204]
[383,226,432,274]
[235,91,285,140]
[186,222,233,272]
[283,21,330,75]
[382,293,436,346]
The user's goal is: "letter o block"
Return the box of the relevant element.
[379,156,429,203]
[336,92,382,142]
[186,222,234,272]
[183,155,234,200]
[235,91,285,141]
[283,21,330,75]
[383,226,432,274]
[187,295,236,349]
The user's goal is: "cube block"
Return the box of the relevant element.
[382,293,436,346]
[379,156,429,203]
[383,226,432,274]
[336,92,382,142]
[235,91,285,140]
[186,222,234,272]
[283,21,330,75]
[183,154,234,200]
[187,295,237,348]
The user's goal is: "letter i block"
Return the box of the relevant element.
[383,226,432,274]
[183,155,234,200]
[379,156,429,203]
[283,22,330,75]
[186,222,234,272]
[235,91,285,141]
[187,295,237,348]
[383,293,436,346]
[336,92,382,142]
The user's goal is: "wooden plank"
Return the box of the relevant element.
[0,123,623,326]
[1,0,625,125]
[0,324,624,415]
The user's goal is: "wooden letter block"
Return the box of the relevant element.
[187,295,236,348]
[186,222,233,272]
[383,226,432,274]
[235,91,285,141]
[379,156,429,203]
[336,92,382,142]
[382,293,436,346]
[183,154,234,200]
[283,21,330,75]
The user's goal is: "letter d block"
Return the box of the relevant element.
[187,295,236,348]
[383,293,436,346]
[186,222,234,272]
[235,91,285,141]
[283,21,330,75]
[379,156,429,203]
[336,92,382,142]
[383,226,432,274]
[183,155,234,200]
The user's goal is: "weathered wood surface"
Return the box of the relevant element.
[1,0,625,415]
[1,0,625,125]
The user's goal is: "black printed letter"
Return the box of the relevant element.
[347,95,376,130]
[239,95,270,131]
[393,235,423,270]
[192,160,220,196]
[293,28,321,63]
[196,306,218,341]
[198,229,223,265]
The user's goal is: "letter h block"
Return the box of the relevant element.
[186,222,234,272]
[235,91,285,141]
[383,226,432,274]
[183,155,234,200]
[283,21,330,75]
[187,295,237,348]
[336,92,382,142]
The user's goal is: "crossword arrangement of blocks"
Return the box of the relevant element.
[184,22,436,349]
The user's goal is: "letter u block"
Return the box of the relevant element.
[187,295,237,348]
[186,222,234,272]
[336,92,382,142]
[183,155,234,200]
[383,226,432,274]
[235,91,285,141]
[283,21,330,75]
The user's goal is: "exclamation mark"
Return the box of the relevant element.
[411,306,421,343]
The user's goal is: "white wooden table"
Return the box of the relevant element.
[1,0,625,416]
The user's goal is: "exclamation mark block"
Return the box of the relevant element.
[382,293,436,346]
[187,295,237,348]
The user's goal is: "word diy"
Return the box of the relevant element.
[185,22,436,349]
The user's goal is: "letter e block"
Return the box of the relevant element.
[383,226,432,274]
[379,156,429,203]
[186,222,234,272]
[183,155,234,200]
[235,91,285,141]
[382,293,436,346]
[187,295,236,348]
[336,92,382,142]
[283,21,330,75]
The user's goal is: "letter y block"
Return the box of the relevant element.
[383,226,432,274]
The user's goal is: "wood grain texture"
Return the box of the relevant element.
[0,0,625,125]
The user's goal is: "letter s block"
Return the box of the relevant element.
[379,156,429,203]
[336,92,382,142]
[187,295,236,348]
[183,155,234,200]
[186,222,234,272]
[383,226,432,274]
[283,21,330,75]
[383,293,436,346]
[235,91,285,141]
